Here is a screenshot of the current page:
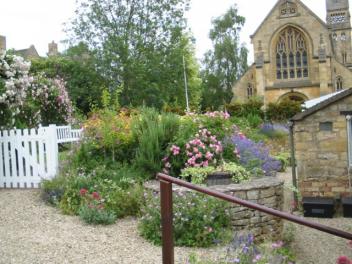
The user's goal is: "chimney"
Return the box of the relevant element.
[48,41,58,56]
[0,35,6,51]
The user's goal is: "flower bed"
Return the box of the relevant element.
[145,176,284,242]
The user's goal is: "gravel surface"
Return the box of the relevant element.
[0,190,219,264]
[277,169,352,264]
[1,171,352,264]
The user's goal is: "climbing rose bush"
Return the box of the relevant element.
[0,51,73,128]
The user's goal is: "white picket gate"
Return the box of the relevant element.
[0,125,82,188]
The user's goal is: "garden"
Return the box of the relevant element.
[41,100,296,262]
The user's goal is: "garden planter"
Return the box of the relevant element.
[206,171,232,186]
[342,197,352,218]
[302,197,335,218]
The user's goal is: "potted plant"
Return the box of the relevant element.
[180,162,250,186]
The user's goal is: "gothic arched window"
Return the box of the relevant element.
[276,27,309,80]
[336,76,343,91]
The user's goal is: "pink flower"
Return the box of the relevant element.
[186,143,190,149]
[165,162,171,168]
[271,241,284,249]
[170,145,180,156]
[196,153,202,159]
[208,227,213,232]
[193,147,199,153]
[92,192,100,200]
[80,188,88,196]
[205,152,213,160]
[202,160,209,167]
[337,256,351,264]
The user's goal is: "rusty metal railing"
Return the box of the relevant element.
[157,173,352,264]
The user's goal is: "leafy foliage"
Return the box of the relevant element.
[132,108,180,178]
[266,99,302,122]
[201,5,248,110]
[67,0,201,110]
[0,52,73,128]
[30,44,108,114]
[139,191,231,247]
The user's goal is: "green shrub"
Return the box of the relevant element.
[132,108,180,178]
[106,185,143,218]
[79,205,117,225]
[139,192,231,247]
[41,176,67,205]
[226,97,264,119]
[274,152,291,172]
[266,99,301,122]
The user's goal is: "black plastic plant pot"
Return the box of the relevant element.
[206,172,232,186]
[342,197,352,218]
[302,197,335,218]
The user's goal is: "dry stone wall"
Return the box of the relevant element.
[145,177,284,241]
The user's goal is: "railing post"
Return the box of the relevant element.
[160,180,174,264]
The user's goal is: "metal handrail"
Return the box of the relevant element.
[157,173,352,264]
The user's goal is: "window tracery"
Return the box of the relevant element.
[276,27,308,80]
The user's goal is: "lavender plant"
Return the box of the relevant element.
[227,129,282,176]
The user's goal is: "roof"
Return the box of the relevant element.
[291,88,352,121]
[302,90,345,109]
[15,45,40,60]
[251,0,327,39]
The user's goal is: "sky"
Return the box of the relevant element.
[0,0,331,63]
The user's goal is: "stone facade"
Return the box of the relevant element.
[292,90,352,198]
[0,34,59,59]
[145,177,284,241]
[232,0,352,106]
[0,35,6,51]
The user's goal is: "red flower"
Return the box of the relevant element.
[80,188,88,196]
[92,192,100,200]
[337,256,351,264]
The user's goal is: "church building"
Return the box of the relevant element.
[232,0,352,105]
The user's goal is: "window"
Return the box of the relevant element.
[329,13,347,24]
[319,122,333,132]
[347,116,352,168]
[342,52,347,64]
[247,83,254,98]
[276,27,309,80]
[341,32,346,41]
[336,76,343,91]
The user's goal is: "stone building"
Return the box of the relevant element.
[291,88,352,198]
[0,35,58,59]
[232,0,352,106]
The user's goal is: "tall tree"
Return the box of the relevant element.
[66,0,201,110]
[201,5,248,110]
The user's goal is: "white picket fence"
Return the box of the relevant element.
[0,125,82,188]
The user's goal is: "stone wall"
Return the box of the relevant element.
[145,177,284,241]
[294,95,352,198]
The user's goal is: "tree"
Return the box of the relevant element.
[30,43,108,114]
[201,5,248,110]
[66,0,201,110]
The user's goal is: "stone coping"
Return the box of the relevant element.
[145,176,284,193]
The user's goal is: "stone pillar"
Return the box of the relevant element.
[0,35,6,51]
[48,41,58,56]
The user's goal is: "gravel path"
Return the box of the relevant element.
[1,172,352,264]
[0,190,219,264]
[277,169,352,264]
